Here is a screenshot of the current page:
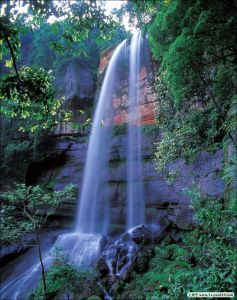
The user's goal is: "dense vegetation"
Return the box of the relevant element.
[116,188,236,299]
[113,0,237,298]
[0,0,236,299]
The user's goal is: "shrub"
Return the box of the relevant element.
[118,189,237,299]
[30,261,101,300]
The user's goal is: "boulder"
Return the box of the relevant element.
[129,223,170,245]
[97,223,170,285]
[129,225,153,245]
[134,245,154,273]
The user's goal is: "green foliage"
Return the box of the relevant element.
[0,183,76,245]
[0,14,22,64]
[30,250,101,300]
[0,66,62,132]
[87,296,101,300]
[154,82,223,172]
[4,141,32,164]
[222,148,237,209]
[31,264,98,300]
[24,22,57,70]
[118,190,237,299]
[145,0,237,173]
[1,141,33,184]
[148,0,237,105]
[0,210,31,246]
[115,0,159,29]
[149,0,187,61]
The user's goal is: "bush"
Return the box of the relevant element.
[1,141,33,184]
[4,141,32,164]
[30,262,101,300]
[118,189,237,299]
[154,81,223,173]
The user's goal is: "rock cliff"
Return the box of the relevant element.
[27,44,224,234]
[98,43,157,126]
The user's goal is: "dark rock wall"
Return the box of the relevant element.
[38,132,224,233]
[31,44,225,233]
[56,58,95,112]
[30,44,224,233]
[106,134,224,232]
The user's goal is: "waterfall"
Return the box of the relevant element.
[1,33,150,299]
[76,32,146,232]
[76,40,127,234]
[52,40,128,278]
[0,40,127,300]
[127,32,145,229]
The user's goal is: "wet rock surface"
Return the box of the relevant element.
[97,223,169,276]
[96,257,110,277]
[36,133,224,232]
[96,223,172,297]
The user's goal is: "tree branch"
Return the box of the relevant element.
[0,24,21,81]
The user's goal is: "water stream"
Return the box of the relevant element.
[76,39,127,234]
[127,32,145,229]
[0,32,150,299]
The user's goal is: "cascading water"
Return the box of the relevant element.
[40,39,129,278]
[0,40,127,300]
[76,40,127,234]
[127,32,145,229]
[1,33,150,299]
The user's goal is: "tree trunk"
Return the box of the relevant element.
[36,231,48,300]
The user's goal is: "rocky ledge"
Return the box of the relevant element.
[95,221,175,297]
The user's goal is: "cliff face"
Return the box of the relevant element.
[34,132,224,233]
[98,46,157,126]
[28,45,224,234]
[56,58,95,110]
[53,57,96,136]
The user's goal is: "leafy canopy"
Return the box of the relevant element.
[0,183,75,244]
